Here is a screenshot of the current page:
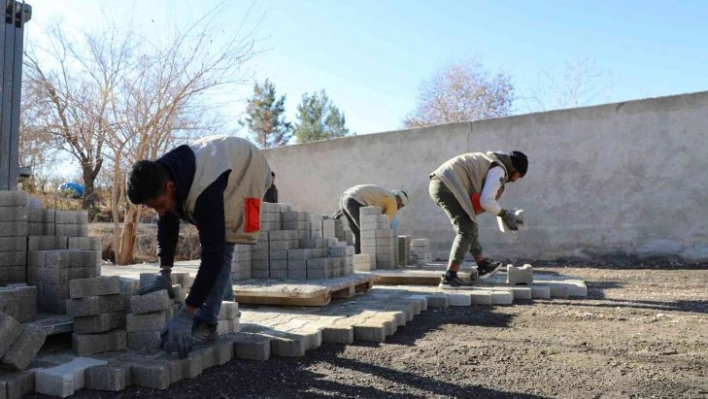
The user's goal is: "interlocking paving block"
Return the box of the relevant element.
[0,237,25,252]
[546,282,571,299]
[199,336,234,369]
[85,362,132,392]
[530,285,551,299]
[0,313,23,358]
[0,191,28,207]
[232,332,271,360]
[0,252,25,267]
[490,291,514,305]
[168,351,203,383]
[320,325,354,344]
[425,293,449,308]
[0,221,27,237]
[512,286,533,300]
[1,325,48,370]
[35,357,108,398]
[67,237,102,251]
[262,330,307,357]
[73,312,126,334]
[447,292,472,307]
[26,236,67,251]
[72,329,127,356]
[0,369,35,399]
[352,322,387,342]
[408,295,428,312]
[130,360,170,390]
[69,276,120,299]
[507,264,534,286]
[66,294,125,317]
[127,331,162,352]
[217,318,240,335]
[469,291,493,305]
[129,290,171,315]
[126,310,171,333]
[217,301,239,320]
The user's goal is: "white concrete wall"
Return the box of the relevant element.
[263,91,708,262]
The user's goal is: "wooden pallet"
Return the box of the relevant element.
[233,273,375,307]
[372,267,475,286]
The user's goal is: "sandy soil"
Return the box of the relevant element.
[28,264,708,399]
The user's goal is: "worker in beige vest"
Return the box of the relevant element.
[126,135,272,358]
[429,151,528,288]
[338,184,410,253]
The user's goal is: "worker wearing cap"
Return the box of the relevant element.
[429,151,528,287]
[338,184,410,254]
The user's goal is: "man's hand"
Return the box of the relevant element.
[160,306,195,359]
[499,209,519,231]
[139,269,175,298]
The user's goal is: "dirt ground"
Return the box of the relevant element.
[29,263,708,399]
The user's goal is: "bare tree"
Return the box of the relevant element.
[24,3,256,265]
[524,57,614,112]
[23,22,129,217]
[403,60,514,128]
[104,6,255,265]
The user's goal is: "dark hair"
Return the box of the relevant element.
[126,160,170,204]
[271,171,275,177]
[509,151,528,177]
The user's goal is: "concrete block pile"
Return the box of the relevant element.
[231,203,358,281]
[217,301,240,335]
[411,238,433,265]
[0,191,28,286]
[68,276,127,356]
[359,206,399,270]
[352,253,375,272]
[28,249,101,314]
[126,289,173,352]
[0,284,37,323]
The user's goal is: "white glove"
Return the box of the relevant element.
[497,209,526,233]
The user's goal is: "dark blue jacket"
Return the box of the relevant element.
[156,145,229,310]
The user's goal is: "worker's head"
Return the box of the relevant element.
[392,189,410,210]
[271,171,276,185]
[509,151,528,182]
[126,160,177,216]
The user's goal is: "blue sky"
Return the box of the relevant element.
[28,0,708,136]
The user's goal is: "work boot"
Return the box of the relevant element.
[477,258,503,280]
[438,273,470,289]
[192,320,218,345]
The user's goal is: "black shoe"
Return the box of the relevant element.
[192,320,218,344]
[438,273,470,289]
[477,259,503,280]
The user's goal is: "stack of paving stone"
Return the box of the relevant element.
[410,238,433,265]
[216,300,240,335]
[26,198,55,236]
[122,273,188,352]
[397,236,411,267]
[359,206,399,269]
[28,247,101,314]
[0,191,28,286]
[231,244,252,281]
[126,289,173,352]
[69,276,127,356]
[53,210,89,238]
[231,203,360,281]
[260,202,283,231]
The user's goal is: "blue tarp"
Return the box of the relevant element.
[57,182,84,198]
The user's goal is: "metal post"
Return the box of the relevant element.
[0,0,31,190]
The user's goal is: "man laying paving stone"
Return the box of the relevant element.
[429,150,528,288]
[336,184,410,254]
[126,135,272,358]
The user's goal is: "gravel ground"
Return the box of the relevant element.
[28,263,708,399]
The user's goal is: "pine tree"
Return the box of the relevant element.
[241,79,291,148]
[292,90,352,144]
